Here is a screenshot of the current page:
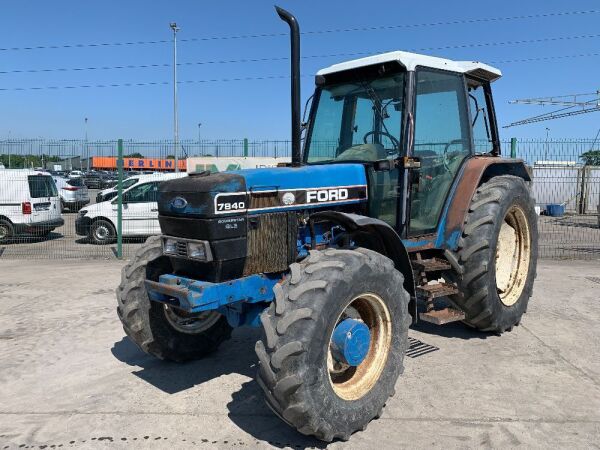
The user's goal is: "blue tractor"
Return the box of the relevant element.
[116,7,538,442]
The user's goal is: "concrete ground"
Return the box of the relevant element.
[0,259,599,449]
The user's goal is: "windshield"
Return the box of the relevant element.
[305,72,405,164]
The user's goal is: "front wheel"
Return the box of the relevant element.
[255,248,411,442]
[89,219,116,245]
[116,236,232,361]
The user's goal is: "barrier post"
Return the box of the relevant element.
[117,139,123,259]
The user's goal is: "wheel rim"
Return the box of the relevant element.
[0,225,8,240]
[495,205,531,306]
[94,224,110,240]
[327,293,392,401]
[163,305,221,334]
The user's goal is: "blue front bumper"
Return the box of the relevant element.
[145,273,281,314]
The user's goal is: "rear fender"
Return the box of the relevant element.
[439,157,531,252]
[309,211,417,320]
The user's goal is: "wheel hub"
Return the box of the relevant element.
[495,205,531,306]
[330,318,371,367]
[95,226,109,239]
[327,293,392,401]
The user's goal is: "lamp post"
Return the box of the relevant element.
[198,122,202,155]
[85,117,89,171]
[545,127,550,161]
[170,22,180,172]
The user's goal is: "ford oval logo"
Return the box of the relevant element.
[171,196,188,209]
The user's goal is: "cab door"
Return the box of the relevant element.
[408,69,472,235]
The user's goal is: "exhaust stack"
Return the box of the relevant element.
[275,6,302,166]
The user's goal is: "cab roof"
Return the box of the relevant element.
[316,50,502,82]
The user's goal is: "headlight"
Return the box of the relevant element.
[163,238,178,254]
[187,241,208,260]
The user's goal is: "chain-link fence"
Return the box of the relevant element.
[0,138,599,260]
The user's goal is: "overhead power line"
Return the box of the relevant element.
[504,92,600,127]
[0,75,298,91]
[3,33,600,75]
[0,9,597,52]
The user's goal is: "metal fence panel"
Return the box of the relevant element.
[1,138,599,260]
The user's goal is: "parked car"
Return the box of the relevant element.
[52,176,90,212]
[96,173,175,203]
[68,170,84,178]
[76,172,187,244]
[82,172,113,189]
[0,169,64,243]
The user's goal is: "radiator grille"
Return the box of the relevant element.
[243,212,297,275]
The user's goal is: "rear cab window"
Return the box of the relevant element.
[28,175,58,198]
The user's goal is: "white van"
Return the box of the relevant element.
[96,173,166,203]
[76,172,186,244]
[0,169,64,243]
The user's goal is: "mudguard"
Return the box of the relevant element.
[309,211,416,319]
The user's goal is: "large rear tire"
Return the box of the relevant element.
[255,248,410,442]
[116,236,232,362]
[448,175,538,332]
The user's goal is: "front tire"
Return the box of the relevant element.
[90,219,116,245]
[449,175,538,332]
[255,248,410,442]
[116,236,232,361]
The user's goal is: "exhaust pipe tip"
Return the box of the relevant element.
[275,5,302,167]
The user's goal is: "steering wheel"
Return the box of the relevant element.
[442,139,467,173]
[363,130,400,150]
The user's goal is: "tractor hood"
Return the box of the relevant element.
[158,163,368,219]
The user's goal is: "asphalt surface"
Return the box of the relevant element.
[0,259,599,449]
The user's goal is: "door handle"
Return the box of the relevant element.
[151,208,158,212]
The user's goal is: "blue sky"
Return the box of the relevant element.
[1,0,599,141]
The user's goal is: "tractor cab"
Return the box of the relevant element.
[304,51,502,239]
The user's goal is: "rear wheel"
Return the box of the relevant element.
[255,248,410,441]
[90,219,116,244]
[449,175,538,332]
[0,219,13,244]
[116,236,232,361]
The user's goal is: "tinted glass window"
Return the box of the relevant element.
[469,85,493,153]
[124,182,159,203]
[306,73,405,163]
[67,178,85,187]
[410,70,470,233]
[28,175,58,198]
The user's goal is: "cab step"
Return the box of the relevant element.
[419,307,465,325]
[412,257,451,272]
[416,282,459,299]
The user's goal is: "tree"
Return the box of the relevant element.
[580,150,600,166]
[124,152,144,159]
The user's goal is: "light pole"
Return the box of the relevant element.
[170,22,180,172]
[545,127,550,161]
[198,122,202,155]
[85,117,89,171]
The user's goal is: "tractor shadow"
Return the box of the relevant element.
[111,328,326,449]
[111,327,259,393]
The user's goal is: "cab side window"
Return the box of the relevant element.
[124,182,159,203]
[469,83,494,154]
[409,69,471,234]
